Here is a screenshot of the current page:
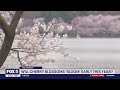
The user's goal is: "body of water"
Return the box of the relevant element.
[1,38,120,74]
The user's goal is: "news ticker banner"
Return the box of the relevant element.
[0,66,119,79]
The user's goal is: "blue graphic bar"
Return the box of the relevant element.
[0,74,120,79]
[20,66,42,69]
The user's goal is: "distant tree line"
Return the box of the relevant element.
[20,12,120,38]
[23,11,120,23]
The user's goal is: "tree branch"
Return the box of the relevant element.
[0,11,24,68]
[0,11,24,35]
[10,11,24,31]
[11,48,25,66]
[0,14,9,34]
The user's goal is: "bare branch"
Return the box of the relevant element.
[11,48,25,66]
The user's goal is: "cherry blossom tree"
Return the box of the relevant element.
[0,11,79,69]
[0,11,23,68]
[71,15,120,37]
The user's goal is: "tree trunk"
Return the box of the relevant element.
[0,11,24,68]
[0,32,15,67]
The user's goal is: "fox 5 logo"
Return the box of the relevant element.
[6,69,19,74]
